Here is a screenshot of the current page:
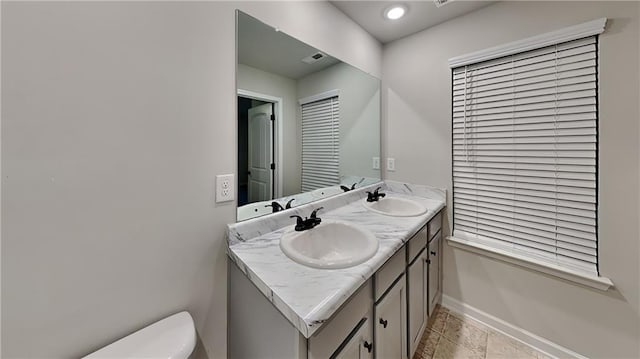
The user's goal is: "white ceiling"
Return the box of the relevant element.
[238,12,341,80]
[331,0,497,44]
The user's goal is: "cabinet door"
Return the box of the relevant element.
[375,275,407,359]
[407,250,427,358]
[334,318,373,359]
[428,231,442,315]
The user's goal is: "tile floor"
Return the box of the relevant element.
[413,306,552,359]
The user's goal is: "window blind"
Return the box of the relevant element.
[452,36,598,275]
[301,96,340,192]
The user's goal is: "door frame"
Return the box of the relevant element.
[238,89,283,198]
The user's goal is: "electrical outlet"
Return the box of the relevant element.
[372,157,380,170]
[387,158,396,172]
[216,174,235,203]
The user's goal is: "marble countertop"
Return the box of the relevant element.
[227,181,446,338]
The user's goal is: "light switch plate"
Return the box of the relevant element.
[387,158,396,172]
[372,157,380,170]
[216,174,235,202]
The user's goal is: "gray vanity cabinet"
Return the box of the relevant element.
[406,227,428,357]
[228,209,445,359]
[374,274,407,359]
[427,214,443,315]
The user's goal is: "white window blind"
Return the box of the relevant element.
[301,96,340,192]
[452,36,598,275]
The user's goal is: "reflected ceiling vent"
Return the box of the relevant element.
[434,0,455,7]
[302,52,326,64]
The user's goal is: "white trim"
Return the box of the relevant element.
[446,236,614,291]
[448,17,607,68]
[441,294,589,359]
[237,89,284,199]
[298,89,340,105]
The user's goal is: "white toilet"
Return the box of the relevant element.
[83,311,196,359]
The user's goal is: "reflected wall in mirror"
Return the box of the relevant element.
[236,11,381,222]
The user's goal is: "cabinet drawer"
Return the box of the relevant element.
[309,280,373,359]
[374,247,406,302]
[407,226,427,264]
[428,211,442,241]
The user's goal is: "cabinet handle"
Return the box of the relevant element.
[431,251,437,256]
[363,341,373,353]
[426,259,431,264]
[379,318,388,328]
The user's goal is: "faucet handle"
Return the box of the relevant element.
[351,183,357,190]
[310,207,324,219]
[290,215,306,232]
[340,185,351,192]
[286,198,295,209]
[266,201,283,213]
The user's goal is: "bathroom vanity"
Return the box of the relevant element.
[227,181,445,359]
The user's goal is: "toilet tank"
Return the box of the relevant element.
[83,311,196,359]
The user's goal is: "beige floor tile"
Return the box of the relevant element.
[487,330,538,357]
[536,352,554,359]
[435,304,449,314]
[416,307,548,359]
[428,307,449,334]
[433,337,484,359]
[462,317,491,333]
[442,315,488,356]
[445,311,490,333]
[414,329,440,359]
[486,331,536,359]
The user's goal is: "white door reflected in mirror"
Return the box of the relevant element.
[247,102,273,203]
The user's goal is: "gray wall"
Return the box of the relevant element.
[0,2,381,358]
[297,62,381,182]
[237,64,301,196]
[382,1,639,357]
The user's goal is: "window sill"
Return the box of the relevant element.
[446,236,614,291]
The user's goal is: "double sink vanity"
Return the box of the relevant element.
[227,181,445,359]
[231,11,444,358]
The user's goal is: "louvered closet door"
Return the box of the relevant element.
[452,36,598,274]
[301,96,340,192]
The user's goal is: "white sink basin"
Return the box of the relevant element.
[280,220,379,269]
[363,197,427,217]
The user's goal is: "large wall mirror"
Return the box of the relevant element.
[236,11,381,221]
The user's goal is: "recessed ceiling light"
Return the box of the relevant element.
[384,5,407,20]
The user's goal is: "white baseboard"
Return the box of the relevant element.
[441,294,588,359]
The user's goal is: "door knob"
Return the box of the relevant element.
[431,251,437,256]
[363,341,373,353]
[379,318,388,328]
